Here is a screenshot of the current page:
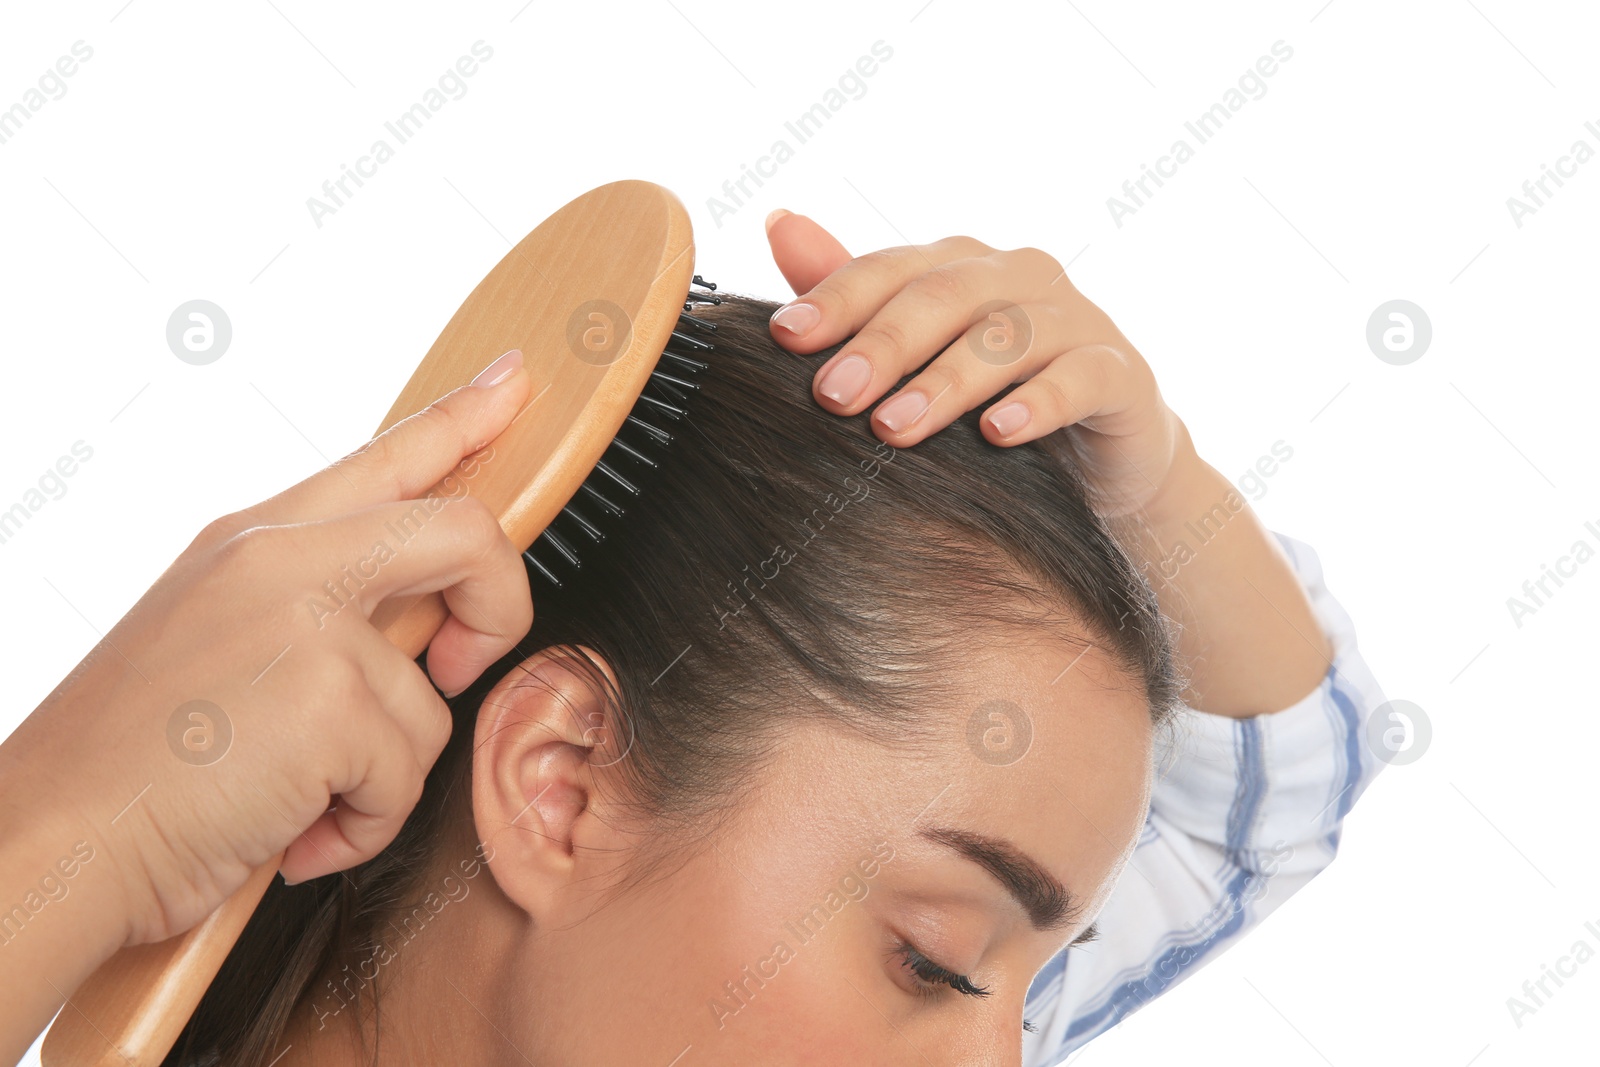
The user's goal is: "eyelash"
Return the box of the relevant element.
[892,942,993,999]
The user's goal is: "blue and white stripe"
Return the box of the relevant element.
[1021,533,1390,1066]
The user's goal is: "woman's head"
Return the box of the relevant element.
[176,293,1180,1066]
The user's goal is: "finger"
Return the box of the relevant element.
[281,717,425,882]
[809,254,1037,417]
[767,236,991,354]
[425,593,526,700]
[301,495,533,694]
[803,248,1076,419]
[352,625,457,764]
[247,350,531,527]
[979,344,1153,447]
[857,301,1065,446]
[765,209,852,295]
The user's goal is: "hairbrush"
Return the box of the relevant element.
[42,179,716,1067]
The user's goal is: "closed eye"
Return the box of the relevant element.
[892,942,993,999]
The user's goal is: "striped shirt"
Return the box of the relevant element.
[1022,532,1389,1064]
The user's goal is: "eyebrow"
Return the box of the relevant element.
[919,826,1080,932]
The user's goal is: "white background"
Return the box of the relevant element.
[2,1,1596,1064]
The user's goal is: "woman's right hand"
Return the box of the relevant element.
[0,350,533,951]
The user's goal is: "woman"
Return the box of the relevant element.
[0,214,1386,1066]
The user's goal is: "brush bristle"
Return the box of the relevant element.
[522,278,720,588]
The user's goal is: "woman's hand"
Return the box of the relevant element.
[764,210,1192,517]
[1,350,533,955]
[765,212,1331,718]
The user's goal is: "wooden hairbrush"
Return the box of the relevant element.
[42,179,717,1067]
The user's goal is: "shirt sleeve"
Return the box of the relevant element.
[1020,532,1390,1066]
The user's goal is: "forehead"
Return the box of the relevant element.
[737,626,1156,915]
[913,630,1154,875]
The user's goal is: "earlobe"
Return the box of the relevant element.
[470,646,623,917]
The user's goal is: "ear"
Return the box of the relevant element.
[471,645,632,920]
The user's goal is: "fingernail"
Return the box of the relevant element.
[765,208,793,234]
[818,354,872,406]
[987,401,1032,437]
[471,349,523,388]
[875,390,929,432]
[771,302,820,338]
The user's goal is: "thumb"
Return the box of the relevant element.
[248,349,529,525]
[766,209,852,295]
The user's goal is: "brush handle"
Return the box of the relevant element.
[41,591,451,1067]
[41,177,694,1067]
[40,862,282,1067]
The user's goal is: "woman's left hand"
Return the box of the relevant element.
[764,209,1195,517]
[764,209,1334,717]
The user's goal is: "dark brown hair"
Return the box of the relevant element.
[167,292,1180,1066]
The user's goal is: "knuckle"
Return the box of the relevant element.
[920,363,968,401]
[934,235,991,258]
[215,523,279,568]
[1089,345,1130,384]
[1113,347,1158,397]
[353,399,467,482]
[915,263,972,304]
[1130,353,1158,392]
[462,494,504,540]
[404,403,465,463]
[426,704,455,755]
[323,655,372,707]
[851,246,914,274]
[404,760,429,808]
[1071,353,1114,400]
[451,496,508,559]
[342,433,405,497]
[811,248,914,317]
[1010,245,1064,278]
[193,512,253,553]
[809,270,871,320]
[851,316,914,356]
[510,575,535,630]
[414,398,462,439]
[348,429,396,469]
[1032,375,1078,420]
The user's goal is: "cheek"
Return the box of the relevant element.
[687,909,906,1065]
[542,848,902,1064]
